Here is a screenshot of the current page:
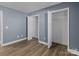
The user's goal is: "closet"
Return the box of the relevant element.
[28,15,39,40]
[48,8,69,48]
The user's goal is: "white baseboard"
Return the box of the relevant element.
[39,40,48,45]
[68,49,79,56]
[2,37,27,47]
[28,37,32,40]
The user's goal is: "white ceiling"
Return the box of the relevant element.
[0,2,61,13]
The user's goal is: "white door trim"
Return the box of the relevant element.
[39,40,48,46]
[48,8,69,50]
[0,11,3,47]
[27,16,32,40]
[27,14,40,42]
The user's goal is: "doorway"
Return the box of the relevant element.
[48,8,69,50]
[28,15,39,41]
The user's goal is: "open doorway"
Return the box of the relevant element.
[28,15,39,41]
[48,8,69,50]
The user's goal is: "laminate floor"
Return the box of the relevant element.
[0,39,76,56]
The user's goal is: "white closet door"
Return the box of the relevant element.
[28,16,35,40]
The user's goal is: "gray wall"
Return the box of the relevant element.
[34,16,38,38]
[38,13,48,42]
[28,3,79,51]
[0,5,27,43]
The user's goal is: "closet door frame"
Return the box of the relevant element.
[27,14,39,41]
[48,8,69,50]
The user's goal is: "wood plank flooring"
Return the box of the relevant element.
[0,39,76,56]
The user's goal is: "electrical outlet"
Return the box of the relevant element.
[21,35,23,37]
[17,35,20,38]
[74,48,79,51]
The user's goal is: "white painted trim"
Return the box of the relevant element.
[68,49,79,56]
[39,40,48,45]
[2,37,27,47]
[48,11,53,48]
[27,16,30,40]
[28,14,40,17]
[50,8,69,13]
[28,37,32,40]
[0,11,3,46]
[37,15,40,42]
[67,8,69,51]
[27,16,32,40]
[48,8,69,49]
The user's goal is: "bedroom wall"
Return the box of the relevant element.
[0,5,27,44]
[28,2,79,51]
